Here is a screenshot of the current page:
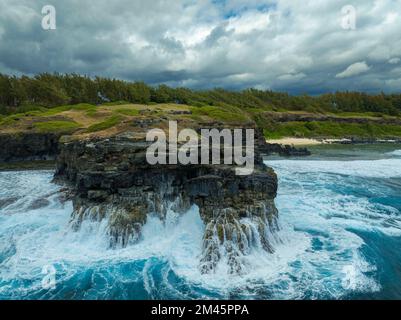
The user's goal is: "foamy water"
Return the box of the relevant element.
[387,150,401,157]
[0,149,401,299]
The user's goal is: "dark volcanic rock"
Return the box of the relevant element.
[0,133,60,163]
[254,128,311,157]
[54,131,279,274]
[260,143,311,157]
[27,198,50,210]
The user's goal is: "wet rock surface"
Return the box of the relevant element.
[54,131,279,273]
[0,197,19,209]
[27,198,51,210]
[260,143,311,157]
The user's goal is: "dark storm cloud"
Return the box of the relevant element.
[0,0,400,93]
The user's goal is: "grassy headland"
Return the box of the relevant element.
[263,121,401,140]
[1,101,401,142]
[1,73,401,141]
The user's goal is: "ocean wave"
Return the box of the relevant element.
[2,157,400,299]
[386,150,401,157]
[266,158,401,178]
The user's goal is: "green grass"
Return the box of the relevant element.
[0,104,97,129]
[34,120,80,133]
[3,101,400,142]
[85,109,100,117]
[115,108,140,116]
[244,107,272,114]
[330,111,388,118]
[39,103,97,116]
[0,112,38,126]
[13,104,48,114]
[101,101,130,106]
[190,106,250,123]
[0,114,22,126]
[86,115,122,133]
[264,121,401,139]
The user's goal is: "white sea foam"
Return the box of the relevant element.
[260,156,401,297]
[386,149,401,157]
[266,158,401,178]
[2,155,400,299]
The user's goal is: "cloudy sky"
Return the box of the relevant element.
[0,0,400,93]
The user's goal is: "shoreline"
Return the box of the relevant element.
[266,138,322,146]
[266,137,401,146]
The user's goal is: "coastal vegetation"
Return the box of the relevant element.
[86,115,122,133]
[34,120,80,133]
[1,73,401,116]
[263,121,401,139]
[1,73,401,140]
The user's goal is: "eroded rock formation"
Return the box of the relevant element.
[54,130,279,274]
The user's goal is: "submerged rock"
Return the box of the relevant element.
[27,198,50,210]
[0,197,19,210]
[54,130,279,274]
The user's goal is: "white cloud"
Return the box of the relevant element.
[335,62,371,79]
[389,58,401,64]
[227,10,271,34]
[278,73,306,81]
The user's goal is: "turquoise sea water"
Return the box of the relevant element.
[0,144,401,300]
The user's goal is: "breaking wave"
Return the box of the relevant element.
[1,150,401,299]
[386,149,401,157]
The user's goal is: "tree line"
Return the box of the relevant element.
[1,73,400,116]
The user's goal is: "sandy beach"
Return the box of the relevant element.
[266,138,323,146]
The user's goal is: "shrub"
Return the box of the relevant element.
[115,108,140,116]
[86,115,122,132]
[34,120,80,132]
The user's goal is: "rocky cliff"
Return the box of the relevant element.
[0,132,60,162]
[54,130,279,274]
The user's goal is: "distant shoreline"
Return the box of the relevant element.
[266,138,323,146]
[266,137,401,146]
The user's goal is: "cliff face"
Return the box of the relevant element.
[54,131,279,274]
[0,133,60,162]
